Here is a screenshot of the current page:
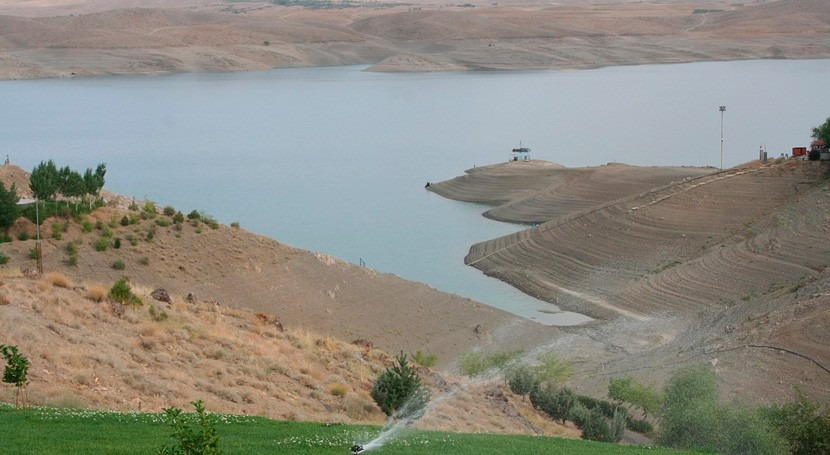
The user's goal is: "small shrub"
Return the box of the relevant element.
[16,231,29,241]
[95,220,104,230]
[113,238,121,249]
[187,210,201,220]
[162,205,176,217]
[0,344,29,406]
[128,199,139,211]
[411,350,437,368]
[230,222,240,229]
[329,384,348,397]
[371,352,429,418]
[50,222,62,240]
[139,256,150,266]
[159,400,220,455]
[149,305,169,322]
[109,277,142,306]
[28,247,38,260]
[202,214,219,230]
[156,218,171,227]
[173,211,185,224]
[65,242,78,267]
[94,238,109,252]
[111,259,126,270]
[143,200,157,218]
[126,234,138,246]
[459,350,523,377]
[108,215,117,229]
[101,227,113,238]
[120,215,130,226]
[0,252,9,265]
[81,220,93,233]
[627,417,654,434]
[0,234,11,244]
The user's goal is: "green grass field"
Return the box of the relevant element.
[0,403,697,454]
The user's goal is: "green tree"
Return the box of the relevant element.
[82,163,106,198]
[608,376,662,418]
[533,352,572,385]
[0,182,20,233]
[812,117,830,145]
[506,365,539,400]
[581,407,614,442]
[371,352,429,418]
[763,389,830,455]
[59,166,86,202]
[529,382,575,424]
[0,344,29,406]
[29,160,59,201]
[611,407,627,442]
[159,400,221,455]
[658,365,787,454]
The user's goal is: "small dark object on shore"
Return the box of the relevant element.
[351,444,364,454]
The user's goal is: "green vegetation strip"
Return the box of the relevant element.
[0,403,697,454]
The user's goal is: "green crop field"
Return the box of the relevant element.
[0,403,697,454]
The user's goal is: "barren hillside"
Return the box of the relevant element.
[0,0,829,79]
[430,158,830,404]
[0,164,552,370]
[0,162,578,434]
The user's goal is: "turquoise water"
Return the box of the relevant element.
[3,59,829,325]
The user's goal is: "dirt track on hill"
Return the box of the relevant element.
[0,0,829,79]
[430,159,830,404]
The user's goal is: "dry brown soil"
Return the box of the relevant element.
[0,0,829,79]
[429,158,830,405]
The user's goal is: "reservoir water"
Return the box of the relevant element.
[3,59,829,325]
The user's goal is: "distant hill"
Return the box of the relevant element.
[0,0,829,78]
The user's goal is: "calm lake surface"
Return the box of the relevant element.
[4,59,829,325]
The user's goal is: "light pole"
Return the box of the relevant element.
[719,105,726,170]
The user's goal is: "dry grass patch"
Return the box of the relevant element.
[43,272,72,288]
[328,383,348,397]
[85,285,107,302]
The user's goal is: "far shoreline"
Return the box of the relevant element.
[2,55,828,83]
